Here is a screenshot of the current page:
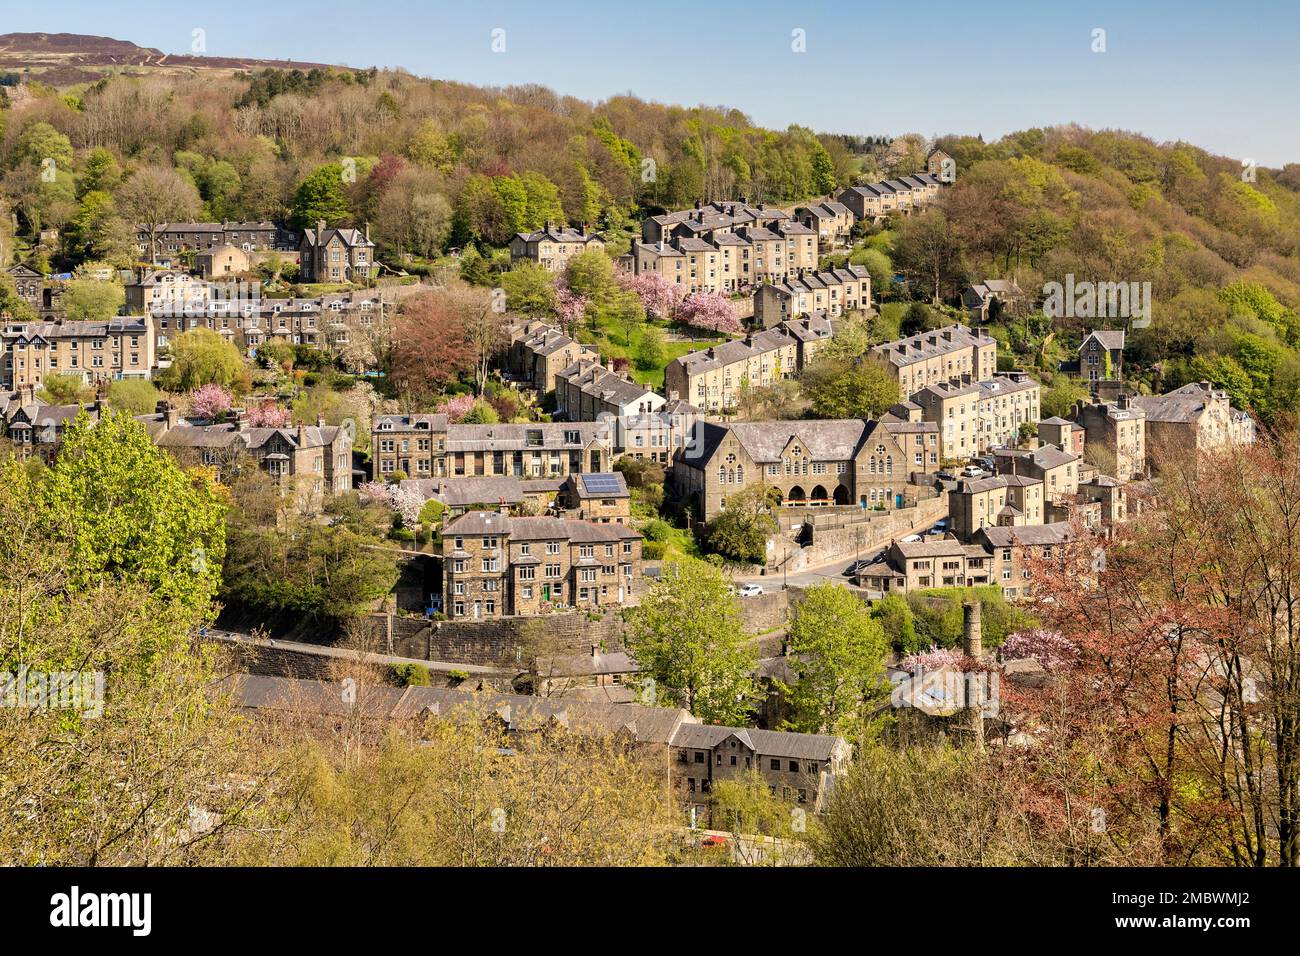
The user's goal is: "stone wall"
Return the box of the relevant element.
[368,610,629,667]
[768,493,949,572]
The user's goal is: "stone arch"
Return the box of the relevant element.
[833,484,850,505]
[787,485,807,503]
[811,484,829,503]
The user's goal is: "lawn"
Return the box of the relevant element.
[576,314,729,389]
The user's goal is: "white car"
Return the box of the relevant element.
[960,465,986,478]
[738,584,764,597]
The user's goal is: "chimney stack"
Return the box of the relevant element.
[962,600,986,750]
[962,601,982,658]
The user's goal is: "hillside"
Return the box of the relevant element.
[3,34,1300,420]
[0,32,338,85]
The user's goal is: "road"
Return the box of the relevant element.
[733,545,887,590]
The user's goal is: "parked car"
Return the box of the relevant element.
[961,464,986,478]
[738,584,764,597]
[936,470,956,481]
[901,534,923,543]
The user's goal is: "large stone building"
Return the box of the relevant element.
[508,222,604,272]
[1071,394,1146,481]
[675,417,921,521]
[664,329,799,414]
[371,417,612,481]
[136,221,282,259]
[871,324,998,398]
[753,265,871,327]
[835,173,943,222]
[793,200,855,247]
[145,407,353,511]
[947,473,1046,542]
[858,522,1075,600]
[1,318,155,389]
[299,222,375,283]
[976,373,1041,451]
[441,511,642,618]
[1132,381,1255,474]
[991,443,1081,507]
[508,320,599,393]
[912,380,981,461]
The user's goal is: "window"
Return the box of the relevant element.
[770,758,780,771]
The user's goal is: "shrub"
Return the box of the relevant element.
[391,662,432,686]
[642,540,667,560]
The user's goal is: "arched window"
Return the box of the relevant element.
[736,465,744,484]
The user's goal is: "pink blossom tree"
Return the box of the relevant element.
[247,401,291,428]
[189,384,233,420]
[1001,629,1079,670]
[899,646,967,672]
[358,479,424,526]
[676,292,743,334]
[554,287,589,331]
[618,271,685,320]
[436,393,476,423]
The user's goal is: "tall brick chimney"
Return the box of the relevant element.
[962,601,985,750]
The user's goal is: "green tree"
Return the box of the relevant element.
[627,557,757,724]
[706,483,778,563]
[291,163,352,229]
[564,248,614,300]
[42,409,226,615]
[871,592,920,653]
[499,261,557,315]
[106,378,161,416]
[801,355,899,419]
[634,326,667,372]
[159,327,244,391]
[37,373,92,405]
[60,277,125,321]
[779,583,888,734]
[1040,376,1090,419]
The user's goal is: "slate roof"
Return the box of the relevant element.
[446,421,611,452]
[443,513,639,542]
[223,674,849,757]
[669,329,795,377]
[1081,330,1126,352]
[872,323,993,368]
[1131,382,1226,424]
[977,523,1076,548]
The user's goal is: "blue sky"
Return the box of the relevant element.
[13,0,1300,166]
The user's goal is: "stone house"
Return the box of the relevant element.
[148,409,353,511]
[1,318,155,389]
[372,417,612,482]
[4,264,42,313]
[1132,381,1255,474]
[1071,394,1146,481]
[664,329,799,414]
[674,417,917,521]
[753,265,871,327]
[441,511,642,619]
[558,472,631,524]
[948,473,1045,542]
[299,222,375,283]
[508,320,599,394]
[871,323,998,399]
[508,222,604,272]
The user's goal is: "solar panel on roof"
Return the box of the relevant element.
[580,474,623,494]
